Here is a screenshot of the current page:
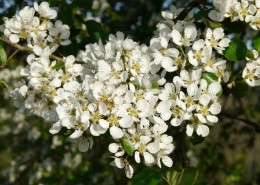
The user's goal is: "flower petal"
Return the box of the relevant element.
[119,115,134,128]
[109,143,120,153]
[49,121,62,134]
[78,138,89,152]
[143,152,154,163]
[206,115,218,123]
[110,126,124,139]
[70,130,83,139]
[197,124,209,137]
[99,119,109,129]
[125,164,134,179]
[162,156,173,167]
[209,102,221,114]
[186,124,194,136]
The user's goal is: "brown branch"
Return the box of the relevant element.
[221,111,260,132]
[0,65,4,70]
[0,36,63,61]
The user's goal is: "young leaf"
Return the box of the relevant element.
[246,50,255,60]
[166,169,181,185]
[202,18,223,29]
[120,137,134,156]
[178,168,199,185]
[194,9,212,21]
[0,80,9,88]
[165,168,199,185]
[52,61,64,70]
[253,33,260,52]
[202,72,218,84]
[132,168,161,185]
[0,45,7,65]
[223,38,247,61]
[73,0,92,9]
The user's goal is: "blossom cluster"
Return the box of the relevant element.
[208,0,260,86]
[2,2,70,57]
[209,0,260,30]
[243,50,260,86]
[1,1,259,179]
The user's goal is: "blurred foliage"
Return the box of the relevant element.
[0,0,260,185]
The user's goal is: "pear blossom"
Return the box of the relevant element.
[76,136,94,152]
[110,158,134,178]
[134,136,156,164]
[47,20,71,46]
[34,2,57,19]
[149,37,179,72]
[237,0,257,22]
[173,69,202,87]
[157,140,174,168]
[205,28,230,54]
[186,118,210,137]
[170,24,197,47]
[242,62,260,86]
[161,5,183,20]
[195,94,221,123]
[188,40,210,66]
[158,82,181,102]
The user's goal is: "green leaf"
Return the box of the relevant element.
[166,169,180,185]
[190,133,205,145]
[0,45,7,65]
[66,171,75,180]
[120,137,134,156]
[166,168,198,185]
[0,80,9,88]
[222,21,246,33]
[52,61,64,70]
[194,9,211,21]
[231,80,249,97]
[59,6,74,25]
[86,20,107,42]
[224,38,247,61]
[202,72,218,84]
[132,168,161,185]
[202,18,223,29]
[253,32,260,52]
[48,0,64,6]
[73,0,92,9]
[178,168,199,185]
[246,50,255,60]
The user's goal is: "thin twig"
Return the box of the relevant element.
[0,36,63,61]
[221,112,260,132]
[7,49,20,61]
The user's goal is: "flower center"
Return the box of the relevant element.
[138,144,147,153]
